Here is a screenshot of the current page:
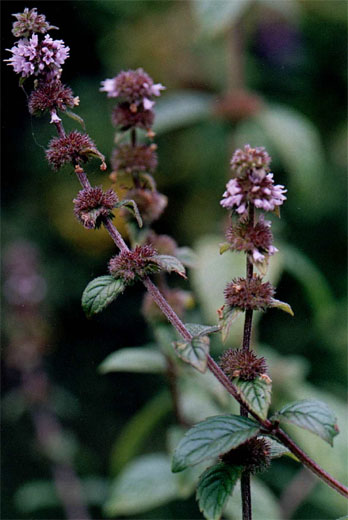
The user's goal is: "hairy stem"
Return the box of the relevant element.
[240,203,255,520]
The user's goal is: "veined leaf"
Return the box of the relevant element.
[115,199,142,228]
[172,415,259,472]
[173,335,210,373]
[81,276,125,317]
[264,438,294,460]
[153,254,186,278]
[234,376,272,420]
[185,323,220,338]
[270,298,294,316]
[197,463,241,520]
[273,399,339,445]
[105,454,178,516]
[99,346,166,374]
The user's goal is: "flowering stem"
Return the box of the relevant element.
[240,203,255,520]
[49,121,347,501]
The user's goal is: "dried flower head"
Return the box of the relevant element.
[46,131,98,170]
[231,144,271,179]
[124,188,167,225]
[226,215,277,264]
[112,103,155,131]
[220,437,271,473]
[142,288,192,323]
[28,79,76,115]
[73,186,118,229]
[11,8,58,38]
[224,275,275,311]
[220,173,286,215]
[145,231,177,256]
[108,245,159,283]
[111,144,157,174]
[100,68,165,109]
[6,33,69,78]
[219,348,267,381]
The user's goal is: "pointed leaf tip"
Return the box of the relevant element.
[270,298,294,316]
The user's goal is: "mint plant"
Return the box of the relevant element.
[5,8,348,520]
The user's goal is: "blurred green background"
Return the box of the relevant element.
[2,1,347,519]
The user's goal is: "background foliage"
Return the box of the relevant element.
[2,1,347,519]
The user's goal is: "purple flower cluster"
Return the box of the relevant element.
[108,245,160,283]
[221,172,286,215]
[46,131,98,170]
[6,33,69,78]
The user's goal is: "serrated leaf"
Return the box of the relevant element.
[185,323,220,338]
[99,346,166,374]
[273,399,339,445]
[197,463,241,520]
[270,298,294,316]
[64,110,86,129]
[115,199,143,228]
[172,415,260,472]
[82,275,125,318]
[234,376,272,420]
[219,243,231,255]
[219,305,242,343]
[173,335,210,373]
[153,254,186,278]
[105,454,179,516]
[175,247,197,268]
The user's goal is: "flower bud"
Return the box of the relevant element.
[28,79,75,115]
[108,245,159,283]
[220,438,271,474]
[231,144,271,179]
[73,186,118,229]
[11,8,58,38]
[224,275,275,311]
[46,131,99,170]
[111,143,157,174]
[112,103,154,131]
[219,348,267,381]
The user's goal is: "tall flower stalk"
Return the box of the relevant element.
[5,8,348,520]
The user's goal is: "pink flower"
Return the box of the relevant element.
[6,33,69,78]
[220,173,286,215]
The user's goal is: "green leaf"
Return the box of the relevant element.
[192,0,250,37]
[266,438,293,460]
[81,275,125,318]
[154,91,214,134]
[172,415,260,472]
[175,246,197,268]
[273,399,339,445]
[115,199,143,228]
[197,463,241,520]
[64,110,86,129]
[234,376,272,420]
[99,346,166,374]
[105,454,179,516]
[270,298,294,316]
[153,254,186,278]
[173,335,210,373]
[185,323,220,338]
[219,305,242,343]
[110,391,171,474]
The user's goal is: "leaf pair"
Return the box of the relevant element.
[172,323,219,373]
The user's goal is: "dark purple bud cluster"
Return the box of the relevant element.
[28,79,76,116]
[220,437,271,473]
[46,131,99,170]
[219,348,268,381]
[224,275,275,311]
[226,215,277,264]
[111,143,158,174]
[73,186,118,229]
[230,144,271,179]
[108,245,160,283]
